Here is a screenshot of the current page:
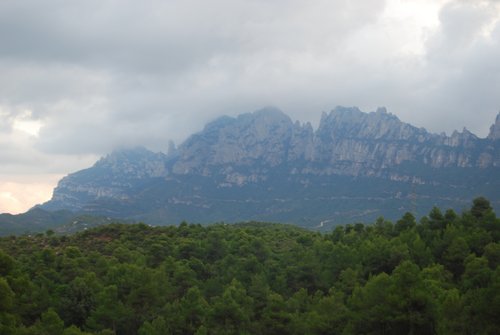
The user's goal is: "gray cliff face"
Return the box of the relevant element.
[288,120,314,161]
[311,107,431,175]
[172,107,295,174]
[45,147,168,211]
[316,107,429,142]
[172,106,499,179]
[41,107,500,225]
[94,147,168,178]
[488,112,500,140]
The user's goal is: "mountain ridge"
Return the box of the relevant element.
[4,106,499,232]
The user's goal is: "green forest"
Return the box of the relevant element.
[0,197,499,335]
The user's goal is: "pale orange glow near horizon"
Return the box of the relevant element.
[0,175,62,214]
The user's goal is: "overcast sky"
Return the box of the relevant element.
[1,0,500,214]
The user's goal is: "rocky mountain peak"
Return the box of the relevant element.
[95,147,168,178]
[193,107,291,141]
[97,146,156,165]
[173,107,295,173]
[251,106,290,120]
[316,106,363,136]
[488,112,500,140]
[446,128,479,147]
[235,106,292,140]
[316,105,426,141]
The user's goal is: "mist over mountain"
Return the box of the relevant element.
[6,106,500,232]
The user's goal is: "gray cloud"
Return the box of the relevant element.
[412,0,500,134]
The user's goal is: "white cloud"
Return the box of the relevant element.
[11,110,43,137]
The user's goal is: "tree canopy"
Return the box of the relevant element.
[0,198,498,334]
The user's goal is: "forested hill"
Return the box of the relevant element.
[0,198,499,334]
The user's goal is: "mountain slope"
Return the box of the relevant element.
[30,106,500,229]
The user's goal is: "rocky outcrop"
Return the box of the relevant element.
[488,112,500,140]
[44,147,168,211]
[172,107,295,174]
[172,106,498,179]
[94,147,168,178]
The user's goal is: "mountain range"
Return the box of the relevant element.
[2,106,499,234]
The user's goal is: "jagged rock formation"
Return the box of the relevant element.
[488,112,500,140]
[39,107,500,229]
[45,148,168,212]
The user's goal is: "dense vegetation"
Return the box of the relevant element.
[0,197,499,335]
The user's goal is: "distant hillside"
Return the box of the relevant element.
[0,208,128,236]
[4,106,499,232]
